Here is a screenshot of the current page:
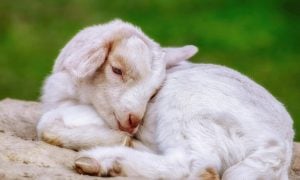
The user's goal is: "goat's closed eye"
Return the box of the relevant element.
[111,66,123,76]
[150,92,157,101]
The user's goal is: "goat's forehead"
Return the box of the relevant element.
[112,36,154,75]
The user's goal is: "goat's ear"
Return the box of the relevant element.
[53,30,113,79]
[163,45,198,68]
[53,20,138,79]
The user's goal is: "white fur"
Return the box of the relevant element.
[37,20,196,150]
[37,20,294,179]
[81,63,294,179]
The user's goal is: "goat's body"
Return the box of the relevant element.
[136,63,294,179]
[81,63,293,179]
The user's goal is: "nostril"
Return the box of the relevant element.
[128,116,133,126]
[128,114,140,128]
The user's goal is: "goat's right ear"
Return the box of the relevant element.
[53,29,112,79]
[53,19,135,79]
[163,45,198,68]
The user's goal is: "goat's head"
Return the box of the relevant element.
[53,20,198,134]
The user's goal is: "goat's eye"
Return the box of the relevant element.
[112,66,123,76]
[150,93,157,101]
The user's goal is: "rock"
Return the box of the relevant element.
[291,143,300,178]
[0,98,299,179]
[0,98,133,180]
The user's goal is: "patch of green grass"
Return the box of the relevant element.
[0,0,299,139]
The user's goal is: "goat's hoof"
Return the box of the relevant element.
[74,157,100,176]
[107,161,123,177]
[75,157,124,177]
[41,132,63,147]
[199,167,220,180]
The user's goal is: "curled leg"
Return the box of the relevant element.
[222,140,290,180]
[37,105,127,150]
[75,146,220,179]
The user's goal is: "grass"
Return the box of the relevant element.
[0,0,299,139]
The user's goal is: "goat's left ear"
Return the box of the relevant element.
[163,45,198,68]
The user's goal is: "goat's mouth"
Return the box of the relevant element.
[113,112,137,135]
[117,121,135,134]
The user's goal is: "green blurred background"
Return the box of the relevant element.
[0,0,299,139]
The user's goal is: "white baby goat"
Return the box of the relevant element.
[37,20,294,179]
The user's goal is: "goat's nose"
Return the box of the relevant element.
[128,114,140,129]
[117,114,141,134]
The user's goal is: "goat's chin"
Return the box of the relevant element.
[105,120,119,131]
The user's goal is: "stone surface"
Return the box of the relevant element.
[0,98,133,180]
[0,98,299,179]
